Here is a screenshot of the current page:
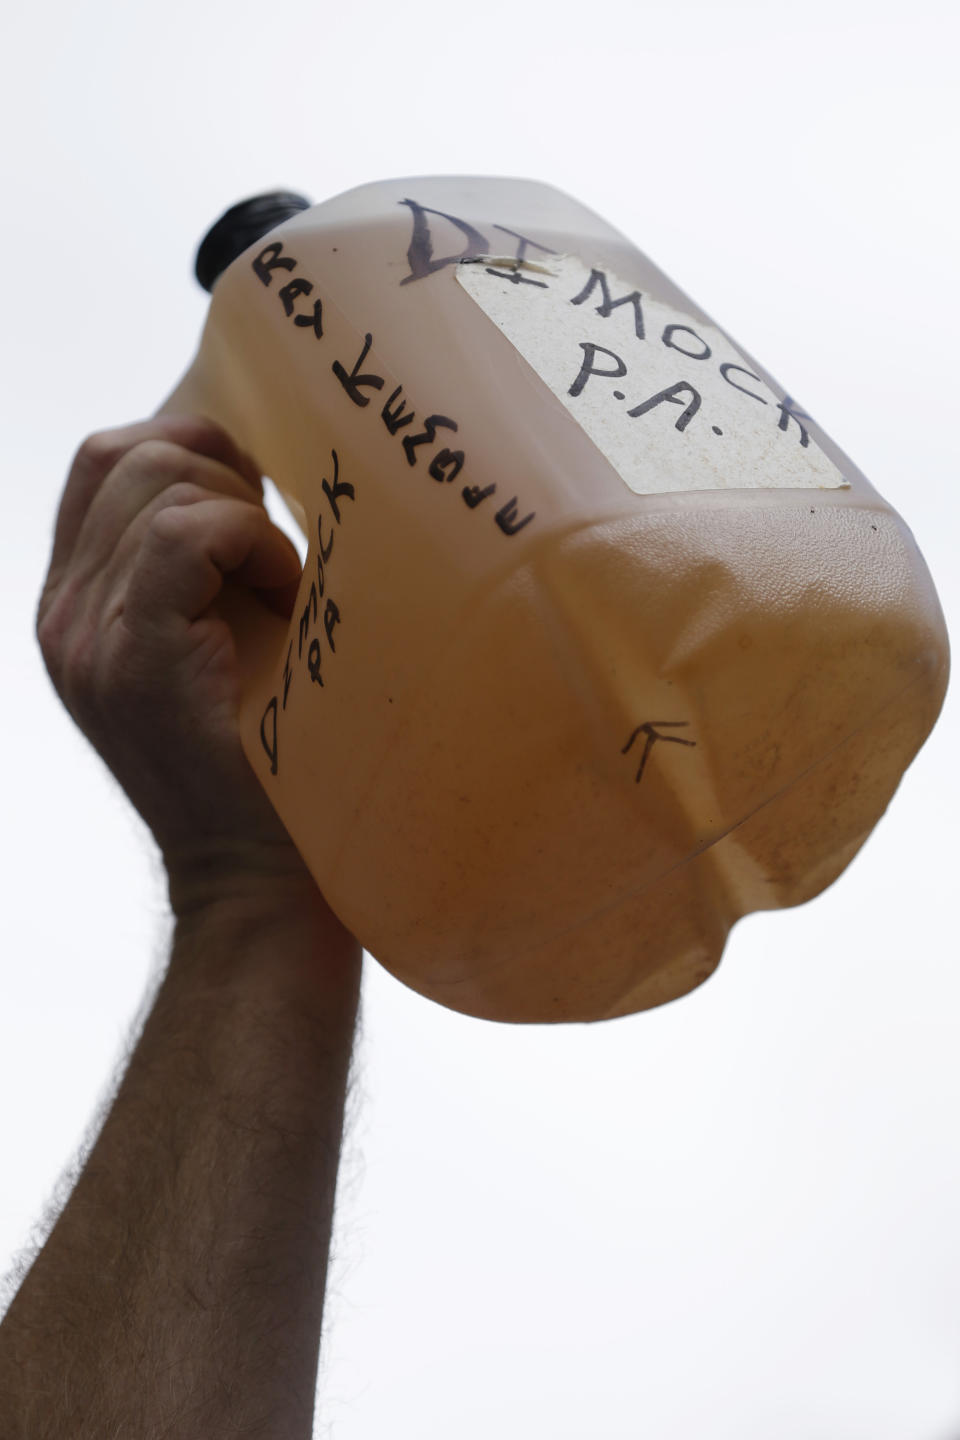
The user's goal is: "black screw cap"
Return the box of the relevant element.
[194,191,313,292]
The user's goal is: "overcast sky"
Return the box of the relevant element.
[2,1,959,1436]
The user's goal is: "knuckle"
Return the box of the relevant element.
[122,437,191,479]
[147,502,194,545]
[146,493,230,546]
[73,429,124,479]
[161,478,209,510]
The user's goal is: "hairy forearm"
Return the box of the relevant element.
[0,888,361,1440]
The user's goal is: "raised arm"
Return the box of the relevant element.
[0,418,362,1440]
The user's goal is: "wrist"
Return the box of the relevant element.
[165,829,319,916]
[164,842,361,1005]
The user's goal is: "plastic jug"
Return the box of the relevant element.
[159,176,949,1023]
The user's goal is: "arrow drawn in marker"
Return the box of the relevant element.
[621,721,697,784]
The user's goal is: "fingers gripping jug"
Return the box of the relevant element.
[160,177,949,1023]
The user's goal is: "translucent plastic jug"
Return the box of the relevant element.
[160,176,949,1023]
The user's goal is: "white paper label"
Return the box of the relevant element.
[456,254,847,496]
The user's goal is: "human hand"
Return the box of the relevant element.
[37,415,314,916]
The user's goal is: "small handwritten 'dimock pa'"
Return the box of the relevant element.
[259,447,352,776]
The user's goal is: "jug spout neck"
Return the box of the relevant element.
[194,191,312,293]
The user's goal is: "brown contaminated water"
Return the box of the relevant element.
[160,177,949,1023]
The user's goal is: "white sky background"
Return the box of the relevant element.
[1,0,958,1434]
